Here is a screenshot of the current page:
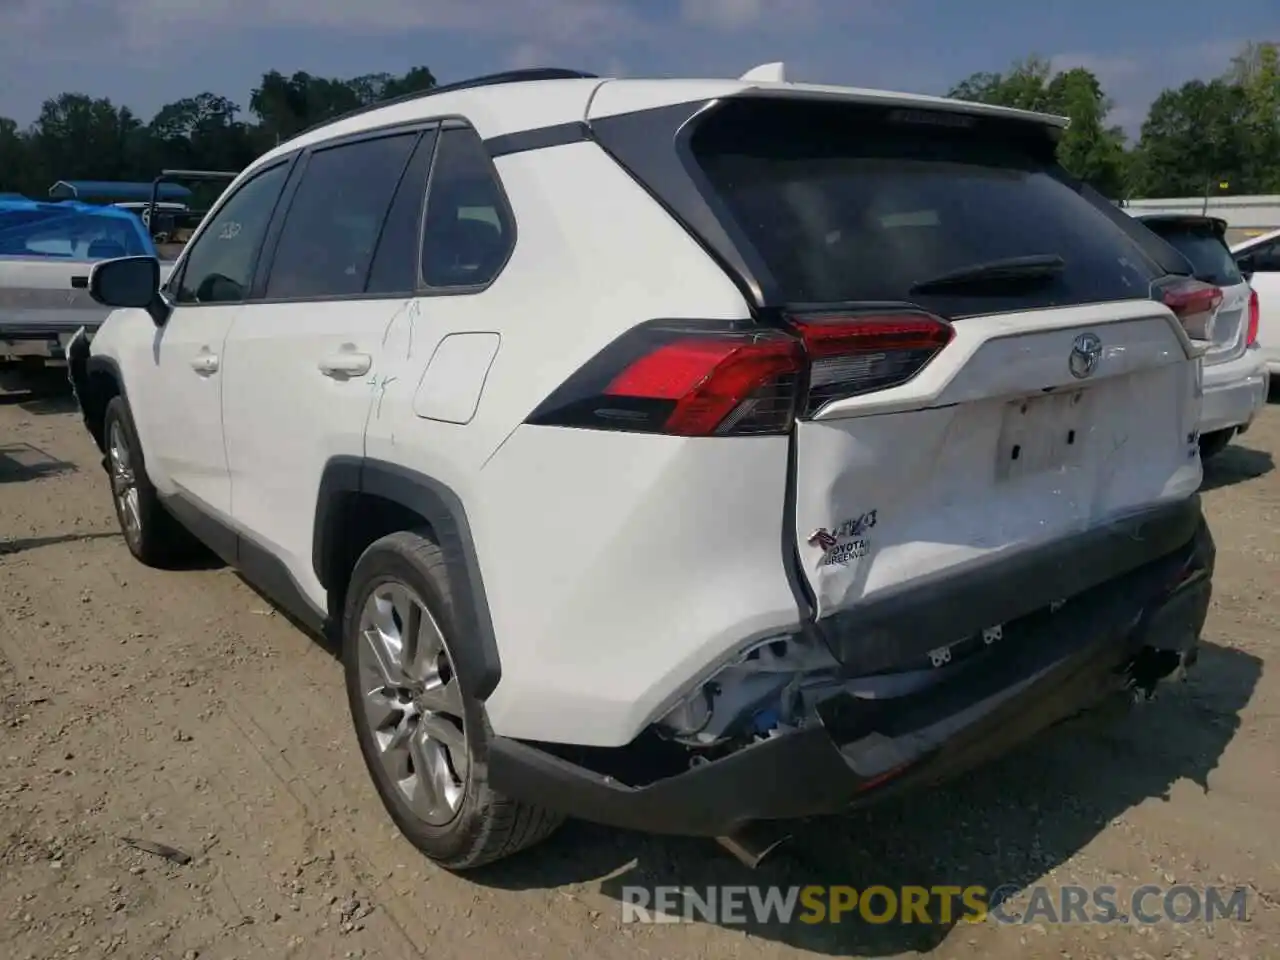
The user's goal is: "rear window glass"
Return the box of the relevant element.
[1142,223,1242,287]
[688,99,1169,317]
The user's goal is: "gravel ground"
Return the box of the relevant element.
[1,365,1278,960]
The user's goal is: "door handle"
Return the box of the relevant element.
[190,352,219,375]
[318,352,372,378]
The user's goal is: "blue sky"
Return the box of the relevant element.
[2,0,1277,139]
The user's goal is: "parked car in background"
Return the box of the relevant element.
[0,199,173,366]
[1231,227,1280,381]
[1133,214,1268,458]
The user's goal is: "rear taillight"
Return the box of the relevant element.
[601,332,803,435]
[788,310,954,416]
[525,312,953,437]
[1246,287,1260,346]
[1155,277,1223,340]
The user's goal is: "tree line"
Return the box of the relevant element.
[1,43,1277,203]
[946,42,1280,200]
[0,67,439,203]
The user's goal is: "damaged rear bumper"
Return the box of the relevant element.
[488,516,1214,837]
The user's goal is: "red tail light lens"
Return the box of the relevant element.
[1156,277,1223,340]
[1246,288,1260,346]
[526,312,953,437]
[603,335,804,435]
[525,321,804,436]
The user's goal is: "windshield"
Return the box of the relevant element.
[1143,223,1243,287]
[688,99,1169,318]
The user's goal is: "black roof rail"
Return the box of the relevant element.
[292,68,599,140]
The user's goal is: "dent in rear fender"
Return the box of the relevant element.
[313,456,502,701]
[473,425,800,746]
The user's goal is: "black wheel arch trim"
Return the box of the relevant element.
[70,349,128,453]
[314,456,502,701]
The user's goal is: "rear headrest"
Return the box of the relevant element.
[87,239,127,259]
[451,216,501,250]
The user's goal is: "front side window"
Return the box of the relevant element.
[420,126,514,289]
[174,163,290,305]
[265,133,418,300]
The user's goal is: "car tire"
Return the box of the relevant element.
[101,395,202,568]
[343,529,563,870]
[1198,429,1233,461]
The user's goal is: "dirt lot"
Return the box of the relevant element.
[1,366,1278,960]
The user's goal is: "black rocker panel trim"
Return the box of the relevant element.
[160,492,329,636]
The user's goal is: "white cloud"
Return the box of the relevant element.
[1049,41,1248,137]
[1,0,645,54]
[505,42,559,70]
[680,0,765,29]
[679,0,825,31]
[1050,52,1142,81]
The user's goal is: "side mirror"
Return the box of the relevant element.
[88,256,170,326]
[1235,254,1255,283]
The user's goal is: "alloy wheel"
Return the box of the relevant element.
[107,419,142,547]
[356,581,468,825]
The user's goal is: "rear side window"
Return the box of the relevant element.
[420,126,514,289]
[1143,222,1242,287]
[266,132,418,300]
[688,99,1167,317]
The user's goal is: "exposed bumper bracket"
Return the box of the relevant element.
[716,823,792,868]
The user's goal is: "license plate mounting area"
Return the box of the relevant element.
[995,389,1087,481]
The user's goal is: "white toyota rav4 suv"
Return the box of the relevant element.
[1130,213,1268,459]
[69,67,1215,870]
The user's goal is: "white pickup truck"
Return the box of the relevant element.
[0,200,173,366]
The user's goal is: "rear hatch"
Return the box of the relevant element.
[590,91,1204,675]
[1136,215,1251,364]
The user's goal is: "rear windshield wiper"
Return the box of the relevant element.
[909,254,1066,293]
